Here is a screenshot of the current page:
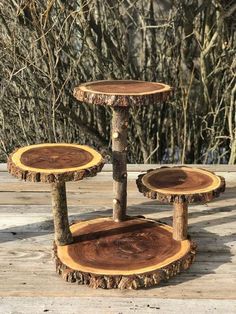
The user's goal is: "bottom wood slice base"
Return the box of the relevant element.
[54,217,197,289]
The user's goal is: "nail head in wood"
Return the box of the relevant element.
[113,132,119,139]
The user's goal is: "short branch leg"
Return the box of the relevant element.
[173,199,188,241]
[51,182,73,245]
[112,107,129,222]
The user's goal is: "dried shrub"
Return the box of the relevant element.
[0,0,235,163]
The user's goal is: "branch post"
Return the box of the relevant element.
[51,182,73,246]
[173,197,188,241]
[112,107,129,222]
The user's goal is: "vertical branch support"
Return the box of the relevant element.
[173,197,188,241]
[112,107,129,222]
[51,181,73,245]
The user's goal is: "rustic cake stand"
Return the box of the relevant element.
[137,166,225,241]
[7,143,104,246]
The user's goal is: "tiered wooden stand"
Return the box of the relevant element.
[8,82,225,290]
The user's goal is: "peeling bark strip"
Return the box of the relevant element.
[7,143,105,183]
[51,182,73,246]
[73,80,171,107]
[112,107,129,221]
[54,217,197,289]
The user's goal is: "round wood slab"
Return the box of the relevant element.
[74,80,171,107]
[137,167,225,203]
[8,143,104,183]
[54,217,196,289]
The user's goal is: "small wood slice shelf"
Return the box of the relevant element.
[8,143,104,183]
[74,80,171,107]
[137,166,225,203]
[54,217,196,289]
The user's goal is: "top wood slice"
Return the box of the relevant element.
[74,80,171,107]
[136,166,225,203]
[7,143,104,183]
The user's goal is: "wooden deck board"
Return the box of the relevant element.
[0,164,236,313]
[1,297,236,314]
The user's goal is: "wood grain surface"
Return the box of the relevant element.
[57,218,189,273]
[7,143,104,183]
[55,217,195,289]
[77,80,170,95]
[142,167,222,194]
[21,146,93,169]
[137,166,225,203]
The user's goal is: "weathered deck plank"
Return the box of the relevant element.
[0,164,235,313]
[1,297,236,314]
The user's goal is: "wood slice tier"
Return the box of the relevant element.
[8,143,104,183]
[137,166,225,203]
[74,80,171,107]
[54,217,196,289]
